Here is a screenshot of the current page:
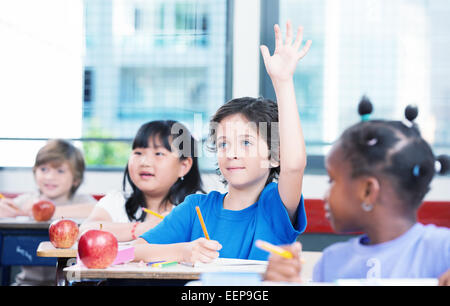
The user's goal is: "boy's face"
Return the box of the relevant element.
[34,161,76,201]
[215,113,277,189]
[324,144,366,233]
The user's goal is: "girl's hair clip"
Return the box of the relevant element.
[404,105,418,128]
[412,164,421,177]
[435,155,449,175]
[366,138,378,146]
[358,95,373,122]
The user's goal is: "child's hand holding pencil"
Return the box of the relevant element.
[181,237,222,265]
[0,193,26,218]
[263,241,303,283]
[177,205,222,265]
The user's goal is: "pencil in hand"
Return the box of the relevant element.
[195,206,210,240]
[141,207,164,219]
[255,240,293,259]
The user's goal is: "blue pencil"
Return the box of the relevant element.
[147,260,166,266]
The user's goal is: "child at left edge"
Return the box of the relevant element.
[0,139,96,218]
[1,139,96,286]
[132,21,312,263]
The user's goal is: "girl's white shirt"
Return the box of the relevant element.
[96,190,142,223]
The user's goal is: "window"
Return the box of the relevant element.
[262,0,450,167]
[83,68,94,118]
[82,0,231,169]
[0,0,84,167]
[0,0,231,169]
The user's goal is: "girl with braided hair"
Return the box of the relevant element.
[264,97,450,285]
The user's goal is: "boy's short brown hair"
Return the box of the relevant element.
[33,139,85,197]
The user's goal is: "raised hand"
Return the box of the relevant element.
[260,20,312,82]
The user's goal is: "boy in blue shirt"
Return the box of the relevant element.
[139,182,306,260]
[133,21,312,263]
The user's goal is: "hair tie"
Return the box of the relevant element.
[435,160,442,174]
[358,95,373,122]
[412,164,420,177]
[435,155,450,175]
[367,138,378,146]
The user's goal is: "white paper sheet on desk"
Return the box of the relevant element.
[2,216,85,224]
[65,258,268,276]
[1,216,32,222]
[194,258,267,267]
[335,278,438,286]
[172,258,268,274]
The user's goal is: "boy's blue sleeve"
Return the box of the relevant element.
[139,194,199,244]
[260,182,307,241]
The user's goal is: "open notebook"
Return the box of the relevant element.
[67,256,267,275]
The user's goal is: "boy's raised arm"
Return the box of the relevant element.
[260,21,311,220]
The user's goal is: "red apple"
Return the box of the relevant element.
[78,229,118,269]
[49,218,79,248]
[32,200,55,221]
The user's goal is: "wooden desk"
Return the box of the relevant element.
[36,241,77,286]
[36,241,77,258]
[0,217,83,286]
[0,217,51,230]
[63,253,322,286]
[64,258,268,286]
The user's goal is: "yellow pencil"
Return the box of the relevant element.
[151,261,178,268]
[195,206,210,240]
[255,240,293,259]
[141,207,164,219]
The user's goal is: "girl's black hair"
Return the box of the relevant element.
[208,97,280,186]
[338,97,449,210]
[123,120,204,222]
